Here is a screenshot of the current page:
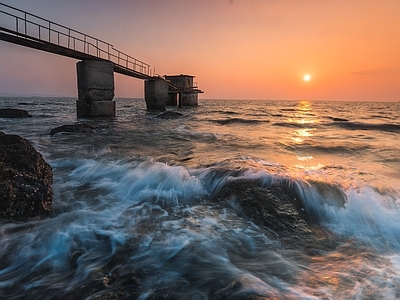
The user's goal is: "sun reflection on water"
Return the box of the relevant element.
[287,101,323,170]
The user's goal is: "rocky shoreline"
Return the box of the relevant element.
[0,131,53,221]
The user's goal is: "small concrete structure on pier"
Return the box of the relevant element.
[165,74,203,107]
[144,74,203,111]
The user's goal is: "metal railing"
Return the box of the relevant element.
[0,3,152,77]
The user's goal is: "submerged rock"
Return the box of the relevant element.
[0,132,53,220]
[0,108,32,118]
[50,123,95,136]
[156,111,184,119]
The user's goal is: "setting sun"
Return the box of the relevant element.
[303,74,311,82]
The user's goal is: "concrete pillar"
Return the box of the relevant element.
[166,93,178,106]
[181,93,199,107]
[76,60,116,117]
[144,78,168,111]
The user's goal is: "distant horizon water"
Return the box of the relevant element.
[1,93,399,102]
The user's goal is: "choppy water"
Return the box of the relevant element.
[1,97,400,299]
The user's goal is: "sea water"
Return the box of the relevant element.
[0,98,400,299]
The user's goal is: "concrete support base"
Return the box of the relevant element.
[76,60,115,117]
[76,100,116,118]
[145,78,169,111]
[181,93,199,107]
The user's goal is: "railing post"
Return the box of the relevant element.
[68,29,70,48]
[48,21,51,42]
[84,35,86,53]
[24,13,27,35]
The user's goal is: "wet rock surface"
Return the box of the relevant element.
[50,123,95,136]
[0,108,32,118]
[211,179,337,251]
[0,132,53,220]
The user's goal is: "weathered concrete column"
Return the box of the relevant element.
[76,60,116,117]
[144,78,168,111]
[181,92,199,107]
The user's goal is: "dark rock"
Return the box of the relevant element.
[0,108,32,118]
[50,123,95,136]
[211,179,337,251]
[156,111,184,119]
[0,132,52,220]
[212,179,311,239]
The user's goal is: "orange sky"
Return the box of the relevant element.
[1,0,399,101]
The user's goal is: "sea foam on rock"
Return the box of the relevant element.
[0,132,53,220]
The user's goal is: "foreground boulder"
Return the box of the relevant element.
[0,108,32,118]
[211,178,337,251]
[0,132,52,220]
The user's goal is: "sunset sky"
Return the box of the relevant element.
[0,0,399,101]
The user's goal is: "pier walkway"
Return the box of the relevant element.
[0,3,152,80]
[0,3,203,117]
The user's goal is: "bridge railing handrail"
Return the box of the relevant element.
[0,3,152,76]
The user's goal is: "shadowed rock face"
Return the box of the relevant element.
[0,108,32,118]
[0,132,53,220]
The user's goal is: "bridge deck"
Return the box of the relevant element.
[0,3,152,80]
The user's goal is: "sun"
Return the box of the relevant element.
[303,74,311,82]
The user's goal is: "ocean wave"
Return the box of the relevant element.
[284,143,371,154]
[213,110,240,115]
[66,159,206,207]
[272,122,315,128]
[369,114,396,120]
[330,121,400,132]
[214,118,267,125]
[326,116,349,122]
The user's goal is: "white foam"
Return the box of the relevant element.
[299,182,400,250]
